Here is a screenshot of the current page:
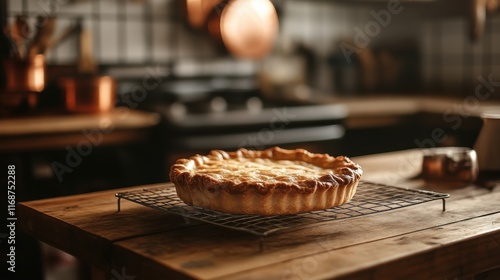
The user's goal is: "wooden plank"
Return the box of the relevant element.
[217,213,500,280]
[110,187,500,279]
[17,184,203,271]
[0,109,159,152]
[0,110,159,136]
[0,129,149,152]
[18,184,199,241]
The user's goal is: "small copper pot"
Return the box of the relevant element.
[421,147,478,187]
[59,75,116,114]
[3,54,46,93]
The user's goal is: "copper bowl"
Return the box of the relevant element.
[421,147,478,187]
[59,76,116,114]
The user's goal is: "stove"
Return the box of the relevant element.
[115,75,348,166]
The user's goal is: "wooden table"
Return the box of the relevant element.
[18,149,500,279]
[0,109,160,153]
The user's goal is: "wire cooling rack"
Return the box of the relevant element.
[115,181,449,237]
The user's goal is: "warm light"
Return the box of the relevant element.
[220,0,279,59]
[250,0,272,18]
[98,77,114,112]
[31,54,45,92]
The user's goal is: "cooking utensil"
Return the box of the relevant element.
[28,16,56,59]
[78,27,97,74]
[0,54,45,114]
[185,0,222,29]
[10,15,30,59]
[58,25,115,114]
[470,0,485,41]
[59,76,116,114]
[421,147,478,188]
[3,54,45,93]
[219,0,278,59]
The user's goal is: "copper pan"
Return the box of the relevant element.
[58,24,115,114]
[59,75,116,114]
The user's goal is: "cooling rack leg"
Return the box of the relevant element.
[117,197,121,212]
[441,198,446,212]
[259,237,264,253]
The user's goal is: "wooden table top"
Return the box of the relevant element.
[18,149,500,279]
[0,109,160,152]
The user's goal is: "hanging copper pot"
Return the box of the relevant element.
[185,0,279,59]
[219,0,279,59]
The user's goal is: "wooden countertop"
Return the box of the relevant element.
[18,149,500,279]
[294,95,500,129]
[0,109,160,152]
[312,95,500,117]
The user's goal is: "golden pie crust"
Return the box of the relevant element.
[169,147,362,215]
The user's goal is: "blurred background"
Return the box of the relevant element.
[1,0,499,279]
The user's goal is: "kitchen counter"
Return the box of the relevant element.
[0,109,160,153]
[289,94,500,129]
[17,149,500,279]
[300,95,500,156]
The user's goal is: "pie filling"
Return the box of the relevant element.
[194,158,333,184]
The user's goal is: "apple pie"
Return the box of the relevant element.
[169,147,362,215]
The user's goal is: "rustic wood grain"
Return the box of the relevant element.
[110,189,500,279]
[217,214,500,280]
[17,150,500,280]
[17,184,203,272]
